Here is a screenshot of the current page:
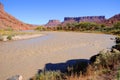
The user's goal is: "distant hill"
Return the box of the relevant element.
[64,16,106,23]
[0,2,33,30]
[105,14,120,26]
[63,14,120,26]
[45,20,61,27]
[45,14,120,27]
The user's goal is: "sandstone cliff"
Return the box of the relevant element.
[0,2,32,30]
[105,14,120,26]
[63,14,120,26]
[45,20,61,27]
[64,16,106,23]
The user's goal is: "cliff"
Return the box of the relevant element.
[105,14,120,25]
[0,2,32,30]
[0,2,4,11]
[45,20,61,27]
[64,16,106,23]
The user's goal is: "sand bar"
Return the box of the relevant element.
[12,34,44,40]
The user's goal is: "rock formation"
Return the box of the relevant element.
[64,16,106,23]
[0,2,32,30]
[45,14,120,27]
[63,14,120,26]
[0,2,4,11]
[105,14,120,26]
[45,20,61,27]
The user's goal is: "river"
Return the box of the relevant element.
[0,31,115,80]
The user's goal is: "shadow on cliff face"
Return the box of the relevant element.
[38,59,90,75]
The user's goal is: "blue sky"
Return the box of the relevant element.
[0,0,120,25]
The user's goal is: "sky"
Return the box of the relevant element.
[0,0,120,25]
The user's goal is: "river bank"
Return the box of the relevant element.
[0,30,44,41]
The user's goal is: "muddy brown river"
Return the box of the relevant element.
[0,32,115,80]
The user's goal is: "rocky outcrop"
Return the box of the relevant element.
[44,14,120,27]
[63,14,120,26]
[105,14,120,26]
[0,2,4,11]
[0,2,32,30]
[45,20,61,27]
[64,16,106,23]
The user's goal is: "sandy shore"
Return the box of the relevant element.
[0,31,115,80]
[12,34,44,40]
[0,34,44,41]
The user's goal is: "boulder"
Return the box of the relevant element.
[7,75,23,80]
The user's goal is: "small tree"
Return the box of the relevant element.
[114,22,120,29]
[35,26,45,31]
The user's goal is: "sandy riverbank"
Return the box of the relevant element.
[0,31,115,80]
[12,34,44,40]
[0,33,44,41]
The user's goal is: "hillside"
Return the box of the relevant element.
[105,14,120,26]
[0,2,32,30]
[45,20,61,27]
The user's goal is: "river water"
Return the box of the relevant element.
[0,32,115,80]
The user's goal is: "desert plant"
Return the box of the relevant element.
[116,67,120,80]
[94,49,120,70]
[34,70,63,80]
[35,26,46,31]
[7,35,13,40]
[67,61,89,76]
[112,43,120,51]
[5,26,13,31]
[115,37,120,44]
[114,22,120,30]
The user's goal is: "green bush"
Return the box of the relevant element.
[94,49,120,69]
[5,26,13,31]
[67,61,89,76]
[116,67,120,80]
[33,71,63,80]
[7,35,13,40]
[115,37,120,44]
[114,22,120,30]
[35,26,46,31]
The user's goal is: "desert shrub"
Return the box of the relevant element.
[112,37,120,51]
[4,26,13,31]
[115,37,120,44]
[114,22,120,30]
[94,49,120,69]
[67,61,89,76]
[116,67,120,80]
[7,35,13,40]
[103,22,120,35]
[56,26,62,30]
[90,54,101,64]
[35,26,46,31]
[112,44,120,51]
[32,71,63,80]
[109,29,120,35]
[55,22,101,31]
[74,22,100,31]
